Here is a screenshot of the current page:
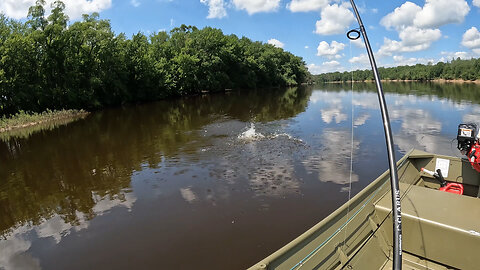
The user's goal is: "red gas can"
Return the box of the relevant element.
[439,183,464,195]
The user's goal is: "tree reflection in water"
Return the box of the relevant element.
[0,86,311,237]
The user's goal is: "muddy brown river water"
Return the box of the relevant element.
[1,82,480,269]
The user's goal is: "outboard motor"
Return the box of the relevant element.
[421,123,480,195]
[457,123,478,154]
[457,123,480,173]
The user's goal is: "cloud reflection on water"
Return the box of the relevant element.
[354,113,370,126]
[302,129,359,185]
[462,105,480,124]
[351,92,461,156]
[388,96,454,155]
[0,191,136,270]
[0,233,40,270]
[310,91,349,124]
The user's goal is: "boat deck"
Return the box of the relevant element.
[375,182,480,269]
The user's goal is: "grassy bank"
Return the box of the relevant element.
[0,109,89,133]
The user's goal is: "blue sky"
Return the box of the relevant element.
[1,0,480,74]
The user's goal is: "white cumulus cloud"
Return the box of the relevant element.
[130,0,140,7]
[381,0,469,30]
[378,38,428,56]
[64,0,112,20]
[0,0,112,20]
[349,53,369,64]
[267,38,284,48]
[380,1,421,30]
[378,27,441,56]
[350,38,364,48]
[399,26,442,47]
[316,40,345,59]
[322,60,340,67]
[413,0,470,28]
[391,55,434,66]
[379,0,468,56]
[315,4,355,35]
[200,0,227,19]
[393,55,415,64]
[232,0,280,14]
[462,27,480,49]
[474,0,480,7]
[0,1,34,19]
[307,60,342,75]
[287,0,328,12]
[440,51,474,60]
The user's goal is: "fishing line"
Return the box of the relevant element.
[342,37,355,251]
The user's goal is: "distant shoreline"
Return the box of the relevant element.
[322,79,480,84]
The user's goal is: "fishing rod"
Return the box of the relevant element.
[347,1,402,269]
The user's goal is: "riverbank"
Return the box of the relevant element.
[0,110,89,134]
[322,79,480,84]
[314,58,480,83]
[431,79,480,84]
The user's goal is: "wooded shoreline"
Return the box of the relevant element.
[315,58,480,83]
[0,1,309,118]
[322,79,480,84]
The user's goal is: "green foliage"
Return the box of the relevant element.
[314,58,480,83]
[0,1,309,117]
[0,109,86,130]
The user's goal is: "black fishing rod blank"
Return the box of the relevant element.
[347,1,403,269]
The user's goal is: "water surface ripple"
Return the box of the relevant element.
[1,82,479,269]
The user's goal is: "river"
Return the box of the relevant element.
[1,82,480,269]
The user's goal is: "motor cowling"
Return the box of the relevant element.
[457,123,480,173]
[457,123,478,154]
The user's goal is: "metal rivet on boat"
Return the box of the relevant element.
[259,263,267,269]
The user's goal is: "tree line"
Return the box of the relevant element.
[315,57,480,83]
[0,0,309,117]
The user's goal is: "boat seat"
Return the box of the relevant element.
[374,183,480,269]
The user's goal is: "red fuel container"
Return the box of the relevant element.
[439,183,464,195]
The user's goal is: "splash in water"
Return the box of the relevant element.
[237,123,304,145]
[270,133,304,143]
[238,123,265,140]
